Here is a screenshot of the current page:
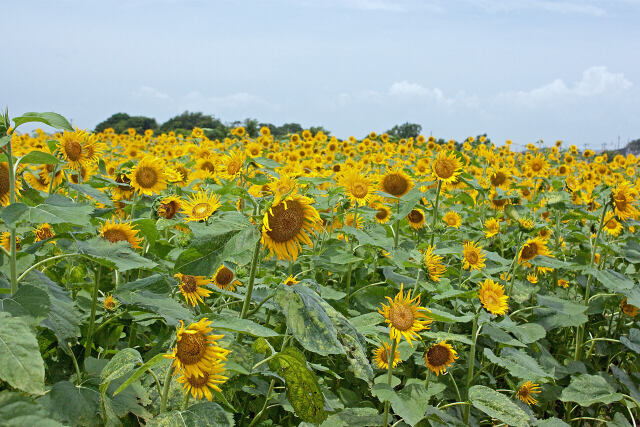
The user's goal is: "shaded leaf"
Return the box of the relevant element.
[0,312,45,395]
[469,385,528,427]
[77,237,157,272]
[0,391,63,427]
[38,381,101,427]
[560,374,623,406]
[101,348,143,384]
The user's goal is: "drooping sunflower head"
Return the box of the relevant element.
[424,245,446,282]
[99,219,143,249]
[484,218,500,238]
[442,211,462,228]
[220,149,246,181]
[157,195,182,220]
[0,232,20,253]
[621,298,638,317]
[488,166,510,188]
[270,174,298,205]
[558,279,569,288]
[380,167,414,198]
[34,223,55,242]
[378,284,432,347]
[261,195,322,261]
[372,342,401,370]
[431,151,463,183]
[518,238,550,264]
[479,278,509,316]
[212,265,241,291]
[526,273,538,284]
[517,381,541,405]
[424,340,458,375]
[174,273,213,307]
[407,208,426,229]
[374,204,392,224]
[612,181,639,221]
[176,362,228,401]
[462,241,486,271]
[128,156,168,196]
[181,190,222,222]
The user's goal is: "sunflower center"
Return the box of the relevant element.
[491,171,506,186]
[492,198,508,207]
[427,344,449,366]
[227,159,242,176]
[389,304,414,331]
[379,348,389,363]
[159,201,179,219]
[64,140,83,161]
[135,166,159,188]
[176,332,207,365]
[215,267,234,286]
[376,208,388,220]
[531,161,542,172]
[186,371,210,387]
[103,228,129,244]
[614,195,628,211]
[0,164,11,198]
[201,161,216,173]
[465,251,479,264]
[433,158,455,179]
[192,202,212,217]
[181,275,198,293]
[351,182,368,199]
[266,200,305,243]
[332,164,341,172]
[382,173,409,197]
[520,243,538,260]
[408,210,423,223]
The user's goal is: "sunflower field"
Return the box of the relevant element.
[1,110,639,427]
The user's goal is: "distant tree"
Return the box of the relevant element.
[95,113,158,134]
[159,111,223,132]
[309,126,330,136]
[274,123,304,137]
[386,122,422,140]
[243,118,260,137]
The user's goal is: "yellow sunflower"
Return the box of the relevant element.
[175,273,213,306]
[424,341,458,375]
[57,129,95,168]
[339,168,375,206]
[165,318,230,377]
[424,245,446,282]
[261,194,322,261]
[378,284,432,347]
[407,208,426,230]
[431,151,463,183]
[462,241,486,271]
[212,265,242,291]
[157,195,182,220]
[372,342,401,369]
[374,204,392,224]
[484,218,500,238]
[479,279,509,316]
[181,190,222,222]
[284,275,300,286]
[0,232,20,253]
[99,219,143,249]
[558,279,569,288]
[621,298,638,317]
[526,273,538,284]
[612,181,639,221]
[176,363,228,401]
[270,174,298,205]
[517,381,541,405]
[518,237,550,264]
[34,223,55,242]
[220,149,246,181]
[380,167,414,198]
[0,162,22,206]
[442,211,462,228]
[128,156,168,196]
[103,295,117,311]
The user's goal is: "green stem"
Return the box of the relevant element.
[345,202,359,306]
[382,340,398,426]
[17,253,79,283]
[4,139,18,296]
[68,343,83,385]
[393,201,400,249]
[48,163,58,194]
[159,361,174,413]
[181,390,191,410]
[239,234,262,322]
[130,191,138,220]
[464,312,480,424]
[84,266,102,359]
[248,379,276,427]
[429,180,442,247]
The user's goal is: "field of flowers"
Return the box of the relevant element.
[0,110,639,426]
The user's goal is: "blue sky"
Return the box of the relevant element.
[3,0,640,149]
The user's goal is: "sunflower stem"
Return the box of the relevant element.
[382,339,398,426]
[17,253,79,283]
[48,162,58,194]
[181,390,191,410]
[393,201,400,249]
[345,202,359,305]
[238,231,262,326]
[159,360,174,413]
[464,311,480,424]
[84,265,102,359]
[68,343,83,385]
[4,137,18,296]
[130,191,139,220]
[429,180,442,247]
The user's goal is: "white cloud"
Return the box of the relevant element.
[463,0,607,16]
[180,91,279,112]
[131,85,170,100]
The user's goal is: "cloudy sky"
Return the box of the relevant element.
[3,0,640,149]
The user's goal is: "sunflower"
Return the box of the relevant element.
[462,241,486,271]
[431,151,463,183]
[212,265,242,291]
[424,245,446,282]
[34,223,55,242]
[262,194,322,261]
[176,363,228,401]
[181,190,222,222]
[380,167,414,198]
[442,211,462,228]
[128,156,168,196]
[270,174,298,205]
[612,181,639,221]
[518,238,550,264]
[175,273,213,306]
[103,295,117,311]
[372,342,401,369]
[424,341,458,375]
[157,195,182,220]
[526,273,538,284]
[407,208,426,229]
[558,279,569,288]
[517,381,541,405]
[0,162,21,206]
[166,318,230,377]
[195,157,219,180]
[24,169,50,192]
[621,298,638,317]
[57,129,94,168]
[374,204,392,224]
[484,218,500,238]
[479,279,509,316]
[220,149,246,181]
[378,284,432,347]
[602,211,623,236]
[339,168,375,206]
[0,232,20,253]
[99,219,143,249]
[284,275,299,286]
[488,166,510,189]
[525,153,548,176]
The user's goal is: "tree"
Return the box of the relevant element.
[386,122,422,140]
[159,111,223,132]
[95,113,158,134]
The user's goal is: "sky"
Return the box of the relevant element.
[3,0,640,149]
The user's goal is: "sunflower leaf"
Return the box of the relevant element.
[148,401,233,427]
[101,348,143,384]
[560,374,623,406]
[468,385,529,427]
[0,391,63,427]
[77,237,157,272]
[12,112,74,132]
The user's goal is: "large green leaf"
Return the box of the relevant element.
[275,285,344,356]
[468,385,528,427]
[37,381,101,427]
[484,347,553,380]
[0,312,46,395]
[219,223,261,265]
[101,348,143,384]
[208,313,278,338]
[560,374,623,406]
[148,401,233,426]
[68,183,112,206]
[535,295,587,330]
[113,354,167,396]
[620,328,640,354]
[174,225,246,276]
[371,381,446,426]
[0,284,50,325]
[319,407,383,427]
[27,194,94,226]
[12,112,74,131]
[0,391,63,427]
[594,269,635,292]
[268,347,327,424]
[116,289,192,327]
[18,150,61,165]
[77,237,157,272]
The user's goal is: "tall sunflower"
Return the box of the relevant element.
[0,232,20,253]
[484,218,500,238]
[261,194,322,261]
[181,190,222,222]
[424,245,446,282]
[380,167,414,198]
[99,219,143,249]
[407,208,426,230]
[518,237,550,264]
[339,168,375,206]
[517,381,541,405]
[374,204,392,224]
[378,284,432,347]
[479,279,509,316]
[175,273,213,307]
[212,265,242,291]
[34,223,55,242]
[220,149,246,182]
[128,156,168,196]
[372,342,401,370]
[57,129,95,168]
[442,211,462,228]
[424,341,458,375]
[431,151,463,183]
[462,241,486,271]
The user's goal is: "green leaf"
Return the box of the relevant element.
[484,348,552,380]
[12,112,74,131]
[0,203,29,226]
[268,347,327,424]
[148,401,233,426]
[175,225,246,276]
[535,295,587,330]
[252,156,282,169]
[620,328,640,354]
[560,374,623,406]
[18,150,61,165]
[421,330,473,345]
[68,183,112,206]
[77,237,157,272]
[319,407,383,427]
[535,418,570,427]
[371,382,446,426]
[530,256,574,270]
[0,284,50,325]
[427,307,474,323]
[0,135,9,149]
[208,313,278,338]
[468,385,528,427]
[117,289,192,327]
[37,381,101,427]
[594,269,635,292]
[101,348,143,384]
[275,285,344,356]
[0,391,63,427]
[219,223,260,265]
[0,312,46,395]
[27,194,94,226]
[113,354,167,396]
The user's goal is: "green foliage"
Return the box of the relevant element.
[0,313,46,395]
[94,112,158,134]
[469,385,529,426]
